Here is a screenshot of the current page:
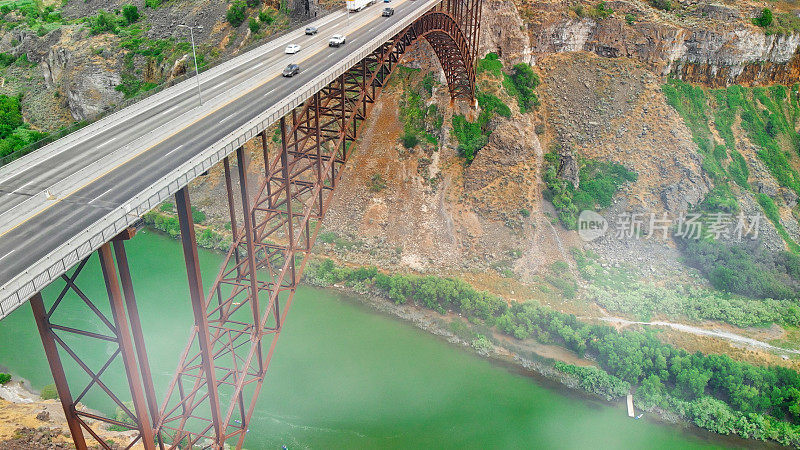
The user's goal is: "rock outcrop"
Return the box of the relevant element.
[517,0,800,86]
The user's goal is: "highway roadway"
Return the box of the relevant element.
[0,0,436,317]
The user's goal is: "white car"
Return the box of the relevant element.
[285,44,301,54]
[329,34,346,47]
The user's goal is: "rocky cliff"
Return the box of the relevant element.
[513,0,800,87]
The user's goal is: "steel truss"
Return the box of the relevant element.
[33,1,482,448]
[31,229,159,450]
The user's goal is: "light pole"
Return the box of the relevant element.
[178,24,204,106]
[345,0,350,35]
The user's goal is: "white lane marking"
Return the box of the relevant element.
[158,105,178,117]
[220,116,232,123]
[165,144,185,157]
[12,178,39,194]
[0,249,15,263]
[263,88,276,97]
[89,187,114,204]
[99,136,117,147]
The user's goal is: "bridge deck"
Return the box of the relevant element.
[0,0,439,320]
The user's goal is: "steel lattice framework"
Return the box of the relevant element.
[31,1,482,448]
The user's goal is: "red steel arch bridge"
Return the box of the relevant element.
[0,0,482,447]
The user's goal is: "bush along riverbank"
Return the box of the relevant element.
[304,259,800,447]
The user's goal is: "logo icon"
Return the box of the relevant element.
[578,210,607,242]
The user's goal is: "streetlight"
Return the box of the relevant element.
[178,24,204,106]
[345,0,350,36]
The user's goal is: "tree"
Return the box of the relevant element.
[121,4,140,25]
[227,1,247,27]
[0,373,10,385]
[248,17,260,34]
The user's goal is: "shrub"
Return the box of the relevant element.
[753,8,773,28]
[0,94,24,140]
[476,52,503,77]
[248,17,260,34]
[400,132,419,149]
[0,373,10,385]
[587,1,613,20]
[144,0,161,8]
[259,9,275,25]
[471,335,494,353]
[0,53,16,67]
[368,173,387,192]
[89,10,118,35]
[121,4,139,25]
[452,115,487,163]
[227,1,247,27]
[477,92,511,118]
[625,13,636,24]
[191,206,206,224]
[505,63,540,112]
[650,0,672,11]
[159,202,174,213]
[40,384,58,400]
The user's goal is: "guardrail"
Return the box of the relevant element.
[0,0,440,321]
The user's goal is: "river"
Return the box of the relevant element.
[0,231,745,448]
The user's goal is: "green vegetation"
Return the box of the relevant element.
[0,373,10,385]
[115,73,158,98]
[476,52,503,77]
[625,13,636,25]
[454,54,539,162]
[142,210,230,250]
[0,94,47,159]
[396,70,442,149]
[758,193,800,253]
[89,10,118,35]
[554,362,629,401]
[159,202,174,213]
[40,383,58,400]
[542,149,637,229]
[227,1,247,28]
[368,173,386,192]
[259,9,275,25]
[305,259,800,445]
[650,0,672,11]
[503,63,540,112]
[248,17,260,34]
[121,4,140,26]
[752,8,773,28]
[677,236,800,299]
[588,282,800,327]
[663,79,800,252]
[587,1,613,20]
[191,206,205,224]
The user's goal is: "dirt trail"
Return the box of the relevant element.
[602,317,800,356]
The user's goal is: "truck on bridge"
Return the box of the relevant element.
[347,0,376,12]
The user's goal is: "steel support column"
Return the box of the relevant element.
[157,1,482,446]
[30,229,157,450]
[30,292,88,450]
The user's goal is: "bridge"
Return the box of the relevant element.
[0,0,482,447]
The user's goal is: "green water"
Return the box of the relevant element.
[0,231,741,449]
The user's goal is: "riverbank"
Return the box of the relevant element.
[0,380,143,449]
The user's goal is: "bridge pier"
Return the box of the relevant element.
[30,229,158,450]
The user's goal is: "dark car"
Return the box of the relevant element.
[382,7,394,16]
[305,26,318,35]
[282,64,300,77]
